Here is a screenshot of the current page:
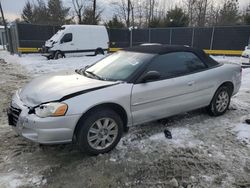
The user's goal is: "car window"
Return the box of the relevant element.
[146,52,206,79]
[61,33,72,43]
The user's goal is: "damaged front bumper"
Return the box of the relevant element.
[41,46,54,59]
[8,91,81,144]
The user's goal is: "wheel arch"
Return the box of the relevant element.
[209,81,234,105]
[95,47,104,55]
[218,81,234,95]
[207,81,234,116]
[73,103,128,137]
[55,50,65,58]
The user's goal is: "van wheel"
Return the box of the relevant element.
[54,51,64,59]
[207,86,231,116]
[76,108,123,155]
[95,48,104,56]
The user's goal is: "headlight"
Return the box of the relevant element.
[35,102,68,118]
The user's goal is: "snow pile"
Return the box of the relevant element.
[233,123,250,146]
[0,173,46,188]
[149,127,203,148]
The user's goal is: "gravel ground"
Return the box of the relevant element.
[0,53,250,188]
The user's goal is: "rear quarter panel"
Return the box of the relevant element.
[208,63,241,96]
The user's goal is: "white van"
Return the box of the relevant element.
[43,25,109,59]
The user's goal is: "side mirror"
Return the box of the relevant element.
[245,46,248,50]
[141,71,161,83]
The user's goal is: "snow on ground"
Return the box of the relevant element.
[211,55,241,64]
[0,173,46,188]
[149,127,204,148]
[0,51,244,77]
[233,123,250,147]
[2,52,104,77]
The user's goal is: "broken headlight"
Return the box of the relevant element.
[35,102,68,118]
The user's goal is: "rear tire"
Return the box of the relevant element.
[76,108,123,155]
[207,86,231,116]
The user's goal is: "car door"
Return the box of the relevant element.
[131,51,207,125]
[182,52,217,108]
[60,33,73,52]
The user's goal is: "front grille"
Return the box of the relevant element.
[7,106,22,127]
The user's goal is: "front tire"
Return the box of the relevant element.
[76,109,123,155]
[54,51,64,59]
[207,86,231,116]
[94,48,104,56]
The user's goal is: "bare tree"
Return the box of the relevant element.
[183,0,196,26]
[183,0,210,26]
[112,0,134,27]
[206,1,221,26]
[143,0,156,26]
[195,0,209,26]
[72,0,85,24]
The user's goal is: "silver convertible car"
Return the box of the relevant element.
[8,45,241,155]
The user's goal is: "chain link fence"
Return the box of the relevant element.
[7,23,250,54]
[109,26,250,51]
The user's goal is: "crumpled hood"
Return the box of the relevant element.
[45,40,53,48]
[20,70,115,107]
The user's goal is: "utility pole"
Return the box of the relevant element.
[93,0,96,24]
[0,1,8,51]
[127,0,130,27]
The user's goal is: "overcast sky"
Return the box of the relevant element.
[1,0,249,22]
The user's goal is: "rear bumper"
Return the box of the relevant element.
[9,91,81,144]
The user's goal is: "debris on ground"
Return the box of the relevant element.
[246,119,250,124]
[164,129,172,139]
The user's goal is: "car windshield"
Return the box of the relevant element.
[80,51,154,81]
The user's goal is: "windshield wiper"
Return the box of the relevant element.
[85,70,104,80]
[76,68,111,81]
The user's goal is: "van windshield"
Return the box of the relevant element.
[50,29,64,42]
[79,51,154,81]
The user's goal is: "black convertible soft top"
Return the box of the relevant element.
[123,44,219,67]
[123,44,205,56]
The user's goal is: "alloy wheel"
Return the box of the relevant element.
[215,91,229,112]
[87,118,118,150]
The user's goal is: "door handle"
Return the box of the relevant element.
[70,43,74,46]
[187,81,195,86]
